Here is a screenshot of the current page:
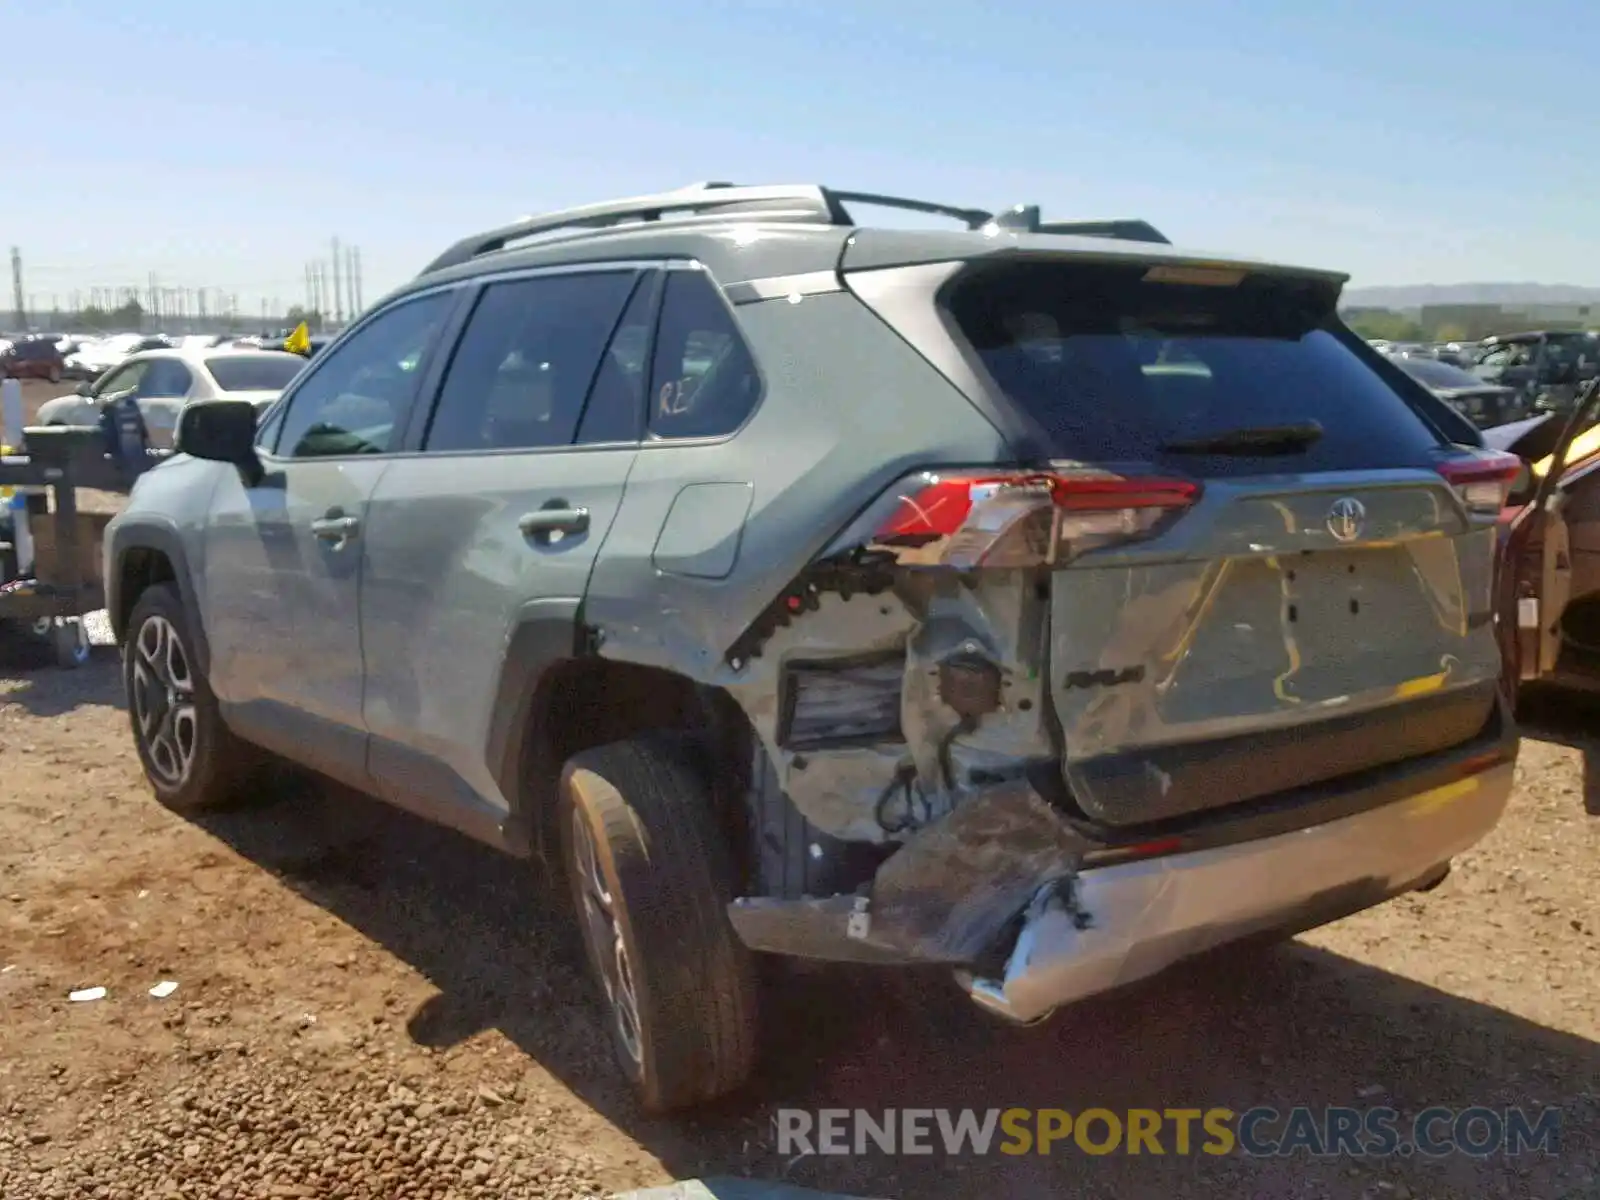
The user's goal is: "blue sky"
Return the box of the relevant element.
[9,0,1597,315]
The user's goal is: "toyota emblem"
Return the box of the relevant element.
[1326,497,1367,543]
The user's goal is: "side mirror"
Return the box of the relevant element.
[177,399,261,484]
[75,380,93,397]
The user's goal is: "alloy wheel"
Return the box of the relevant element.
[129,614,198,788]
[570,806,644,1067]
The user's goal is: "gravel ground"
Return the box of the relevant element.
[0,384,1596,1198]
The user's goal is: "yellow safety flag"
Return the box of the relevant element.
[284,321,311,356]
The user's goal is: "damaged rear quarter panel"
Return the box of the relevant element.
[720,568,1057,847]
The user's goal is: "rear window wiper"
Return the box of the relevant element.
[1160,421,1324,456]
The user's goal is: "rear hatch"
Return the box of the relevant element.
[928,256,1509,827]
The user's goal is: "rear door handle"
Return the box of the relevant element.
[519,507,590,537]
[311,515,360,541]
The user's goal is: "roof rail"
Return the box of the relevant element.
[420,183,1166,274]
[421,183,843,274]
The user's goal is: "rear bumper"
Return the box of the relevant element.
[957,761,1515,1023]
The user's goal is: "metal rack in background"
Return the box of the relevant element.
[0,422,167,668]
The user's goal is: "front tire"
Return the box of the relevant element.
[124,583,259,811]
[559,735,759,1112]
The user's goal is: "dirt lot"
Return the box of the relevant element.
[1,375,1597,1198]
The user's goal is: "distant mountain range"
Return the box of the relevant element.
[1343,283,1600,309]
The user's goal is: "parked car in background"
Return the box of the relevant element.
[1474,330,1600,414]
[1496,381,1600,703]
[1388,352,1524,429]
[64,333,177,380]
[34,347,306,448]
[0,336,67,382]
[66,333,143,378]
[178,334,233,352]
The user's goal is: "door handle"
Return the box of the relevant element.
[519,507,590,538]
[311,515,360,541]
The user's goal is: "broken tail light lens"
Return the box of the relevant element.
[1435,450,1524,516]
[873,471,1199,568]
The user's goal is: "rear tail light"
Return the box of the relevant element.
[873,470,1199,569]
[1435,450,1523,516]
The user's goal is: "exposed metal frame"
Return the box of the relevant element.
[420,182,1170,275]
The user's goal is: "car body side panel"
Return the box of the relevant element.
[358,445,637,826]
[199,456,392,787]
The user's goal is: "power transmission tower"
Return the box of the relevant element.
[10,247,25,329]
[330,237,343,326]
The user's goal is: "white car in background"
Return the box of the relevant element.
[34,347,306,449]
[63,332,164,379]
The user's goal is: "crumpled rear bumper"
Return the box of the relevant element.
[728,728,1516,1019]
[958,761,1514,1023]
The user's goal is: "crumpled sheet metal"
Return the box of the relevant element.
[727,777,1089,966]
[864,778,1089,962]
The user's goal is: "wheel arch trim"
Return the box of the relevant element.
[486,598,585,823]
[107,520,210,676]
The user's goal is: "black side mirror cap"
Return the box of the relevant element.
[177,399,262,485]
[75,381,93,397]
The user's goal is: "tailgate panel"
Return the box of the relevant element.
[1051,477,1502,827]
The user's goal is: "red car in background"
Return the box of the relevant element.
[0,336,67,382]
[1491,380,1600,706]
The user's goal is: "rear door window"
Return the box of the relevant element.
[943,261,1447,477]
[422,270,638,452]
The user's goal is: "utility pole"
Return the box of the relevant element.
[355,246,363,312]
[10,247,25,330]
[330,236,343,326]
[344,244,360,316]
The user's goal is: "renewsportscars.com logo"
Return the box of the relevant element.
[775,1106,1563,1159]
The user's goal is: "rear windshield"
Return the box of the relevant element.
[943,261,1446,476]
[206,354,305,393]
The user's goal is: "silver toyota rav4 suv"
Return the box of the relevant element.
[106,182,1522,1112]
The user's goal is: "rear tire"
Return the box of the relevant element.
[558,734,759,1112]
[124,583,261,812]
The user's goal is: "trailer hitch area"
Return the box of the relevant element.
[726,777,1092,968]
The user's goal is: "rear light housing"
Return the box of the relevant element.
[872,470,1199,569]
[1435,449,1524,516]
